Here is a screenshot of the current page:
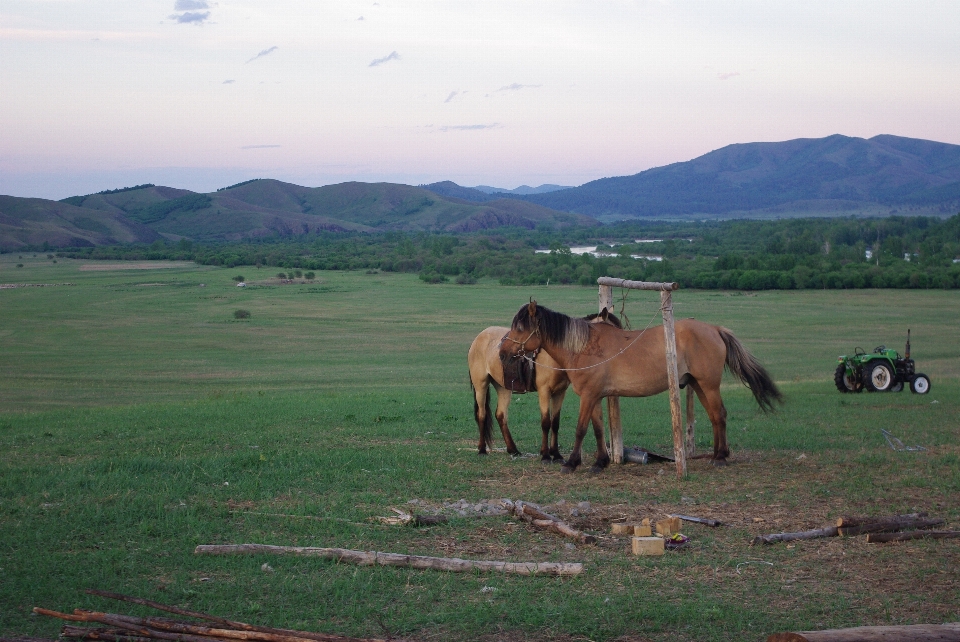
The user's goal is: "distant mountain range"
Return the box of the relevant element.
[2,134,958,250]
[0,180,593,251]
[515,134,960,220]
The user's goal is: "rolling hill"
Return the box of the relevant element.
[519,134,960,219]
[0,180,594,249]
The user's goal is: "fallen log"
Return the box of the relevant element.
[61,625,155,642]
[835,512,924,528]
[511,501,597,545]
[671,514,722,527]
[194,544,583,576]
[866,530,960,544]
[85,590,275,635]
[752,526,839,546]
[836,514,941,536]
[767,622,960,641]
[0,637,59,642]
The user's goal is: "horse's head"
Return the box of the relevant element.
[499,300,543,364]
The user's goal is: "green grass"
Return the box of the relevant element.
[1,253,958,641]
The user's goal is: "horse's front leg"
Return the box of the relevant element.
[547,387,568,462]
[588,401,609,473]
[537,386,552,462]
[561,394,599,474]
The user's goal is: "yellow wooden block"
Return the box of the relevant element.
[631,536,665,556]
[611,523,634,535]
[634,523,652,537]
[656,517,682,537]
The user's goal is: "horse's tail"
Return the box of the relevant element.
[718,327,783,412]
[472,376,494,446]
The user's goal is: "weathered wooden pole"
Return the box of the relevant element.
[660,288,686,478]
[596,278,685,478]
[597,283,622,464]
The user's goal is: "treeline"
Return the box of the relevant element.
[52,214,960,290]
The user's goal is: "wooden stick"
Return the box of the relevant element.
[193,544,583,576]
[672,514,722,527]
[61,625,155,642]
[0,637,60,642]
[752,526,839,545]
[84,590,362,642]
[867,530,960,544]
[839,517,944,537]
[835,512,924,528]
[38,610,377,642]
[767,622,960,641]
[512,501,597,545]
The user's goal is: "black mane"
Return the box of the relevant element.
[511,303,596,352]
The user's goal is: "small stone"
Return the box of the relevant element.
[556,499,566,505]
[261,563,274,573]
[564,543,576,550]
[681,496,696,504]
[570,509,579,517]
[474,504,484,512]
[577,501,591,512]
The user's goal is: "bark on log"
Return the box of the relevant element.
[512,501,597,545]
[839,517,944,537]
[0,637,60,642]
[767,622,960,641]
[193,544,583,576]
[752,526,839,545]
[61,625,156,642]
[835,512,924,528]
[866,530,960,544]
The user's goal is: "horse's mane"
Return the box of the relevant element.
[511,304,591,354]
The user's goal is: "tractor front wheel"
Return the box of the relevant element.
[910,374,931,394]
[834,364,862,393]
[864,360,894,392]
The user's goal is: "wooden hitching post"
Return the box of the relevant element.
[596,277,686,478]
[659,287,687,478]
[598,283,623,464]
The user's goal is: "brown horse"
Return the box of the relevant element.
[498,301,781,473]
[469,312,621,461]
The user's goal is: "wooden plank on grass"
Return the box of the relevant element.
[766,622,960,641]
[194,544,583,576]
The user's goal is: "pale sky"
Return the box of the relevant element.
[2,1,959,199]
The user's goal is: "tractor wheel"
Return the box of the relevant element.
[910,374,931,394]
[864,361,894,392]
[834,364,861,393]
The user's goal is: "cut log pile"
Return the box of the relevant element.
[753,513,957,546]
[31,590,382,642]
[767,622,960,641]
[506,500,597,545]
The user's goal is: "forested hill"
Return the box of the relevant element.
[518,134,960,219]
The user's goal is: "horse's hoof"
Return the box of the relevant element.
[478,450,488,456]
[551,453,565,462]
[508,450,521,457]
[588,464,606,474]
[560,464,576,474]
[541,455,552,463]
[711,458,728,467]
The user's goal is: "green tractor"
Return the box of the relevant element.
[835,330,931,394]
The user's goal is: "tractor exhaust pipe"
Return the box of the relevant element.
[905,329,911,360]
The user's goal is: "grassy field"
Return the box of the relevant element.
[1,252,958,642]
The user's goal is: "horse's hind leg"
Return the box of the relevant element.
[473,377,493,455]
[588,402,609,473]
[690,380,730,466]
[494,384,520,455]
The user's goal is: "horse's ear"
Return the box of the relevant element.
[600,307,609,321]
[527,299,538,318]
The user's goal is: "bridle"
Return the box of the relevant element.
[499,325,540,360]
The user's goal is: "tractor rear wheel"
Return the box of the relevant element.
[834,364,862,393]
[864,360,894,392]
[910,374,931,394]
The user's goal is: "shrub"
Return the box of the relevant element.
[276,272,287,279]
[294,269,303,278]
[234,309,251,319]
[304,272,316,280]
[455,273,477,285]
[419,270,448,284]
[16,264,23,268]
[232,275,245,283]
